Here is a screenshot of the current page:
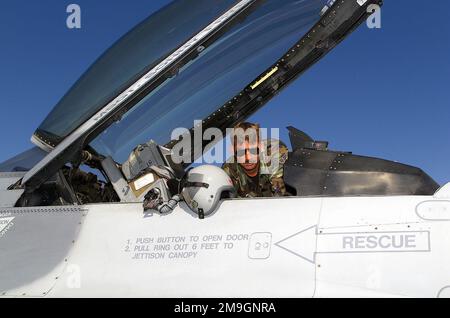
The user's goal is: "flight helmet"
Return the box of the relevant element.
[181,165,236,218]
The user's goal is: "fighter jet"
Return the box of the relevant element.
[1,0,449,298]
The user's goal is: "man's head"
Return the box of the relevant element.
[231,122,261,176]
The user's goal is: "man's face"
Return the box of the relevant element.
[235,138,260,172]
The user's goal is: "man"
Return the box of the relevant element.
[222,122,289,198]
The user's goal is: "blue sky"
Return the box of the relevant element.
[0,1,449,185]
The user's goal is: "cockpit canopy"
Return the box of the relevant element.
[34,0,328,163]
[14,0,385,195]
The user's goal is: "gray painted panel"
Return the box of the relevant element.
[0,172,26,190]
[0,190,24,208]
[0,206,86,296]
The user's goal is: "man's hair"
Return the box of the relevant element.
[231,122,260,147]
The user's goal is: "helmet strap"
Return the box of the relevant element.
[198,208,205,219]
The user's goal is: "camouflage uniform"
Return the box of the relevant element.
[222,139,289,198]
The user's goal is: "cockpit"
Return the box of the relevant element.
[2,124,439,216]
[2,0,436,215]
